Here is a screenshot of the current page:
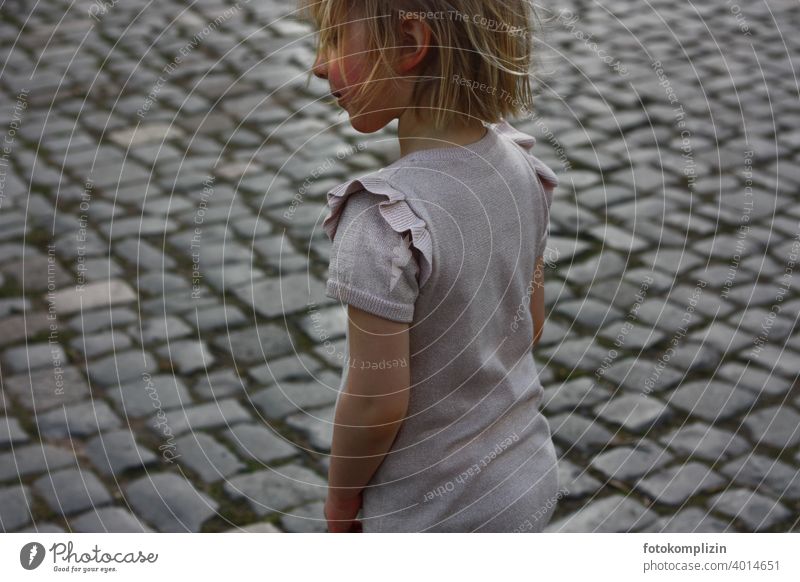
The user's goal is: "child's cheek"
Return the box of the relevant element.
[333,54,368,91]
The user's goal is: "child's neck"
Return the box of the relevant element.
[397,112,488,158]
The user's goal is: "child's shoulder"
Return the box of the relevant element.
[322,165,433,289]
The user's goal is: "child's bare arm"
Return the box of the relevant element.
[530,255,545,348]
[327,305,411,502]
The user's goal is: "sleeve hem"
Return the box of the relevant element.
[326,279,414,323]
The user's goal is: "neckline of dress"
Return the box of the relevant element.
[387,122,499,165]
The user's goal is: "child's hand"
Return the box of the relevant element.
[325,492,363,533]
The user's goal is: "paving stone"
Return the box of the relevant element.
[741,343,800,379]
[48,278,137,315]
[0,485,33,531]
[542,377,612,414]
[666,380,760,422]
[545,495,658,533]
[587,223,649,252]
[280,501,327,532]
[133,316,193,344]
[0,417,30,448]
[247,354,328,386]
[743,405,800,450]
[0,311,50,346]
[69,330,132,358]
[601,356,683,393]
[692,321,759,354]
[71,507,153,533]
[540,337,611,371]
[224,423,299,464]
[192,369,248,400]
[126,473,218,532]
[719,454,800,501]
[590,441,671,481]
[140,291,219,317]
[87,349,158,387]
[156,340,215,375]
[226,522,282,533]
[224,464,327,516]
[285,405,335,452]
[211,324,294,364]
[718,361,793,397]
[174,433,245,482]
[593,394,672,433]
[556,458,603,499]
[232,273,329,318]
[19,522,65,533]
[137,272,190,295]
[659,423,750,463]
[33,468,112,516]
[2,342,67,374]
[0,297,29,317]
[654,507,732,533]
[192,304,248,332]
[549,412,616,454]
[66,306,138,334]
[661,341,724,374]
[598,321,666,351]
[556,298,625,330]
[736,307,796,342]
[37,401,121,439]
[204,262,268,291]
[708,489,792,531]
[160,399,252,435]
[634,298,689,331]
[4,365,91,412]
[110,374,190,418]
[250,379,340,420]
[563,252,629,286]
[636,462,727,506]
[298,305,348,343]
[0,443,77,482]
[3,254,73,292]
[85,430,158,476]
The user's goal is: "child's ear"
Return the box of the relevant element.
[394,16,433,74]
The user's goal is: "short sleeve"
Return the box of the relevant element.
[326,190,420,323]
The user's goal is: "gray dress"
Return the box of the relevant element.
[323,119,561,532]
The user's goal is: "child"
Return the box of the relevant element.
[302,0,561,532]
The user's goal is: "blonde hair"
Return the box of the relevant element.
[300,0,541,129]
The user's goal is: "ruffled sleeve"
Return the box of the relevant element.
[493,118,559,205]
[493,118,560,257]
[322,170,433,323]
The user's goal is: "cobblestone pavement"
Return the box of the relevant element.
[1,0,799,533]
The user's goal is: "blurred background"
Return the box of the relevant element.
[0,0,798,533]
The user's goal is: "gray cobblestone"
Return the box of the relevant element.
[126,473,218,532]
[224,464,327,516]
[708,489,792,531]
[85,430,158,476]
[546,495,658,533]
[654,508,732,533]
[33,468,112,516]
[636,462,727,506]
[224,423,299,464]
[666,380,760,422]
[0,485,33,532]
[71,507,153,533]
[38,401,121,439]
[175,433,245,482]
